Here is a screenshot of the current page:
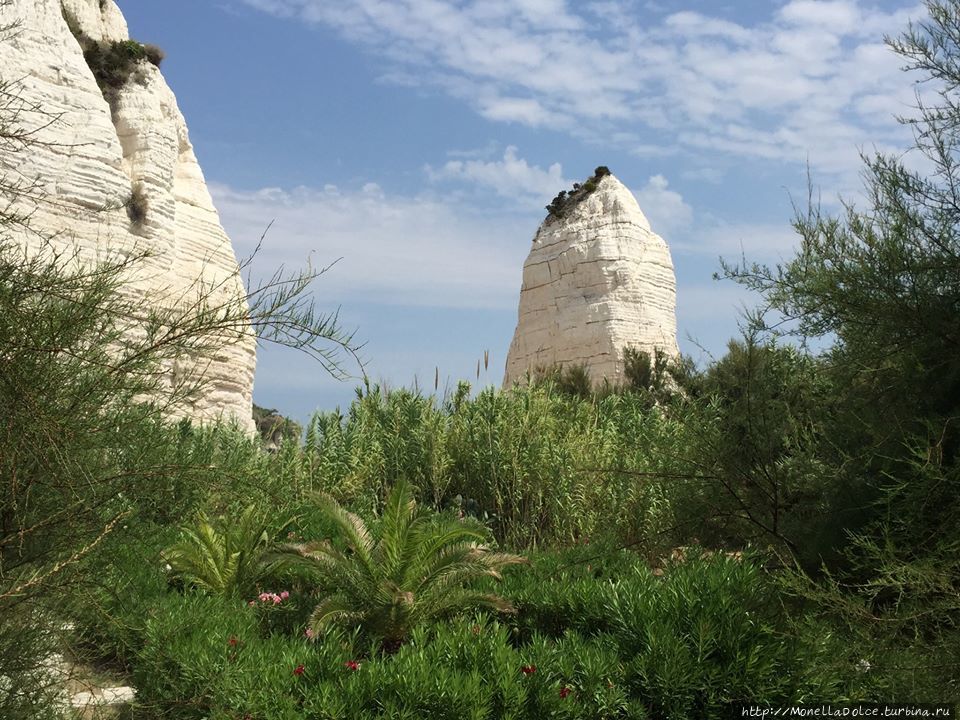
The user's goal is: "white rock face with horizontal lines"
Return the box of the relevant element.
[504,173,678,387]
[0,0,255,431]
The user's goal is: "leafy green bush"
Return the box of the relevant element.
[612,555,797,716]
[82,39,149,103]
[531,362,593,399]
[546,166,613,219]
[162,504,287,597]
[274,480,525,650]
[62,8,165,105]
[254,402,303,449]
[72,544,855,719]
[502,549,833,716]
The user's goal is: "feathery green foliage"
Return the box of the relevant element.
[300,383,703,550]
[275,480,525,649]
[162,505,284,596]
[718,0,960,688]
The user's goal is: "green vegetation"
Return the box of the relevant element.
[62,5,165,106]
[546,165,613,220]
[4,1,960,717]
[163,505,283,597]
[274,480,525,651]
[255,402,304,449]
[83,39,151,105]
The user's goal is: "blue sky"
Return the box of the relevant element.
[120,0,925,423]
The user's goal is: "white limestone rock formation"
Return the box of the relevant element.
[0,0,256,431]
[503,171,679,388]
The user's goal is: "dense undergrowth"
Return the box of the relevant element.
[71,525,870,719]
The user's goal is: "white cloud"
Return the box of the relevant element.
[675,221,801,261]
[237,0,927,191]
[211,182,533,311]
[681,166,724,183]
[632,175,693,237]
[663,11,753,42]
[425,146,568,206]
[477,96,555,126]
[777,0,862,33]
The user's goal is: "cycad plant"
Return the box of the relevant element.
[162,504,279,597]
[276,480,525,650]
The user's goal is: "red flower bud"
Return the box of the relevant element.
[293,664,305,676]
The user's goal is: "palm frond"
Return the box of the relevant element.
[294,481,525,647]
[377,480,419,576]
[310,492,377,574]
[162,505,279,596]
[309,594,367,633]
[405,524,488,586]
[421,589,516,622]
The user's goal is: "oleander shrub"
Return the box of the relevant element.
[508,549,845,716]
[70,544,849,719]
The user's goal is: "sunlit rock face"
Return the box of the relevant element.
[0,0,256,431]
[503,173,679,388]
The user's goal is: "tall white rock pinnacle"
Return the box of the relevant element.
[0,0,256,431]
[503,172,679,388]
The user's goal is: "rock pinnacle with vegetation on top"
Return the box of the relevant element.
[503,167,679,388]
[0,0,257,431]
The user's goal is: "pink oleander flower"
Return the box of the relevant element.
[345,660,360,671]
[304,628,315,640]
[280,590,289,600]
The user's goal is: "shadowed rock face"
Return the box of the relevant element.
[0,0,256,431]
[503,173,678,388]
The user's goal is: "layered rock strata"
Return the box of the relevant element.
[504,172,678,388]
[0,0,256,431]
